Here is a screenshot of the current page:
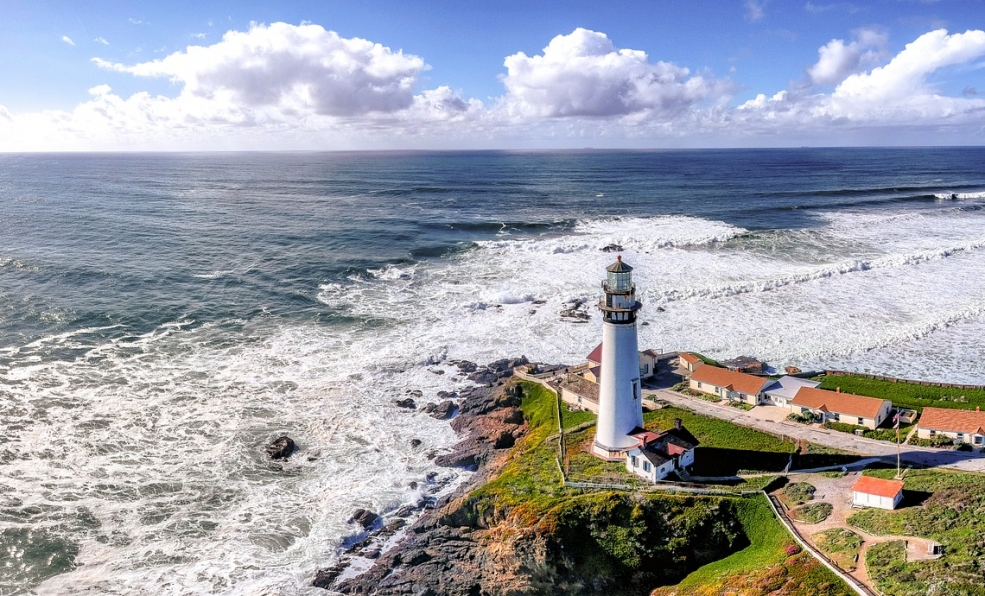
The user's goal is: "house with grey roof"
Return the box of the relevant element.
[763,376,821,408]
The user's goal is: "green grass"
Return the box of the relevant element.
[793,502,833,524]
[643,407,795,453]
[693,353,722,367]
[779,482,816,508]
[813,528,863,571]
[661,496,853,596]
[814,374,985,413]
[847,469,985,595]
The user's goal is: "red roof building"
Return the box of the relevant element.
[852,475,904,510]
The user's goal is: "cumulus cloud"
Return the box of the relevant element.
[93,22,427,117]
[500,28,727,119]
[61,36,75,46]
[807,28,887,85]
[834,29,985,100]
[739,28,985,135]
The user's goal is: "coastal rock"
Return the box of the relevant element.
[410,438,423,448]
[264,436,296,461]
[394,398,417,409]
[311,563,347,589]
[452,360,478,374]
[423,400,458,420]
[349,508,380,529]
[406,389,423,398]
[601,243,624,252]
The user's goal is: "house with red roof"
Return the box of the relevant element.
[852,475,904,510]
[917,406,985,447]
[688,365,773,405]
[790,386,892,430]
[586,342,658,380]
[679,352,703,373]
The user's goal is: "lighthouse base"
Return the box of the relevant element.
[591,441,634,462]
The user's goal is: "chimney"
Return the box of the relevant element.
[836,387,841,393]
[674,418,682,431]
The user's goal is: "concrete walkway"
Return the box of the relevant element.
[647,389,985,473]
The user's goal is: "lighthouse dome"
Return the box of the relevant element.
[605,256,634,293]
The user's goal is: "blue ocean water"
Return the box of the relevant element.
[1,148,984,594]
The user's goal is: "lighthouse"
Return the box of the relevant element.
[592,255,645,461]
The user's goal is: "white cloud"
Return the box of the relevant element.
[94,37,109,45]
[61,36,75,46]
[129,18,145,25]
[500,28,727,119]
[834,29,985,100]
[746,0,765,22]
[94,22,427,117]
[738,28,985,136]
[807,28,887,85]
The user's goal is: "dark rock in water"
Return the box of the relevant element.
[452,360,478,373]
[395,505,416,518]
[408,481,418,491]
[394,398,417,409]
[436,390,458,399]
[429,368,445,375]
[349,508,379,529]
[362,548,381,559]
[265,436,296,461]
[425,471,438,483]
[312,563,346,589]
[601,243,624,252]
[406,389,423,398]
[409,438,422,448]
[532,299,547,305]
[383,519,406,534]
[423,400,458,420]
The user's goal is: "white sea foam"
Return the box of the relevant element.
[935,190,985,200]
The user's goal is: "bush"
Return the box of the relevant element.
[956,442,973,452]
[793,502,833,524]
[823,421,864,434]
[788,413,812,424]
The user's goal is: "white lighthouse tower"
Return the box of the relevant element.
[592,255,645,461]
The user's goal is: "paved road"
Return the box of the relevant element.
[647,389,985,473]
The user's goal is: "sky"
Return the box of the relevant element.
[0,0,983,151]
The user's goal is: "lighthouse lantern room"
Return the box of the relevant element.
[592,255,645,461]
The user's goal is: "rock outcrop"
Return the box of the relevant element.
[265,435,296,460]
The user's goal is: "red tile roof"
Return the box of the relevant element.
[918,407,985,435]
[587,343,603,365]
[689,365,770,395]
[852,476,904,499]
[680,353,701,365]
[791,387,888,419]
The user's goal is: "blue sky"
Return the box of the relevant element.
[0,0,983,150]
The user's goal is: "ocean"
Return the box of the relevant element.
[1,148,984,594]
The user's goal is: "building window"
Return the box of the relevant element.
[631,456,638,467]
[830,413,840,422]
[956,433,964,441]
[929,430,936,437]
[974,436,983,445]
[643,462,650,472]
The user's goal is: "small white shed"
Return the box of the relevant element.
[851,476,904,510]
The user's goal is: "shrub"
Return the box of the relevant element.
[823,421,864,434]
[793,502,833,524]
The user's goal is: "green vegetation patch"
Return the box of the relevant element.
[793,502,833,524]
[643,406,797,477]
[656,496,853,596]
[823,420,914,442]
[813,528,863,571]
[779,482,816,508]
[815,374,985,413]
[847,469,985,595]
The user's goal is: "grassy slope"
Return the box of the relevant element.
[656,496,853,596]
[815,374,985,412]
[848,469,985,595]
